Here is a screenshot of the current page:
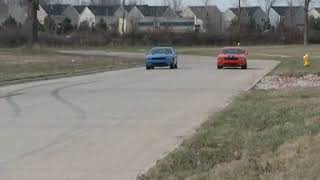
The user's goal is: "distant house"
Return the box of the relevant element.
[271,6,304,28]
[137,6,178,18]
[42,4,70,25]
[310,8,320,19]
[87,5,123,28]
[138,17,195,33]
[126,5,179,32]
[126,5,147,21]
[73,6,95,27]
[88,5,114,22]
[7,3,28,24]
[181,6,222,33]
[224,7,266,30]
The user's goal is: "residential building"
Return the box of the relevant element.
[125,5,147,32]
[271,6,304,28]
[224,7,266,30]
[7,3,28,24]
[310,8,320,19]
[137,6,178,18]
[42,4,70,25]
[138,17,195,33]
[181,6,222,33]
[126,5,179,32]
[88,5,124,29]
[73,5,95,27]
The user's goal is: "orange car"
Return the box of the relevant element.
[217,47,248,69]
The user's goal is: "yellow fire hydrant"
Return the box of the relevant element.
[304,54,310,67]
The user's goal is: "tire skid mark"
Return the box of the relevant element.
[50,81,99,121]
[0,80,100,170]
[0,128,83,168]
[0,83,65,118]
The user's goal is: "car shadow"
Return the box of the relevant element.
[222,67,262,70]
[148,67,184,70]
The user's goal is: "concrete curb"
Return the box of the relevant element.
[247,60,281,91]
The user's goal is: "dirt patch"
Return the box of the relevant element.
[256,74,320,90]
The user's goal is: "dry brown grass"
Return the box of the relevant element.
[0,48,144,83]
[206,134,320,180]
[144,88,320,180]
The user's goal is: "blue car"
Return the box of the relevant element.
[145,47,178,70]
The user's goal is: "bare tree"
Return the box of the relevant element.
[127,0,137,5]
[287,0,294,27]
[237,0,247,42]
[263,0,278,29]
[26,0,39,45]
[304,0,312,45]
[202,0,210,6]
[171,0,183,11]
[238,0,241,40]
[164,0,182,11]
[121,0,125,35]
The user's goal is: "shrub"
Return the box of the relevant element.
[0,29,28,47]
[57,18,74,34]
[97,18,108,31]
[310,16,320,31]
[44,16,56,32]
[79,21,90,32]
[2,16,18,29]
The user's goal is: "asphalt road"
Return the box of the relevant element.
[0,53,278,180]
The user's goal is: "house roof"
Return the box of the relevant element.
[87,5,120,16]
[124,5,135,12]
[272,6,303,16]
[313,7,320,13]
[42,4,69,16]
[188,6,221,18]
[137,6,170,17]
[124,5,147,12]
[73,6,87,14]
[229,6,261,17]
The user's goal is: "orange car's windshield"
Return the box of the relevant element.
[221,49,245,55]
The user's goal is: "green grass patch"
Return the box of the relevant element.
[144,87,320,180]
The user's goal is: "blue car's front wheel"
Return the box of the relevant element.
[170,63,174,69]
[170,62,178,69]
[146,65,154,70]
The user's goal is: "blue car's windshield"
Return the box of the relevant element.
[149,48,173,55]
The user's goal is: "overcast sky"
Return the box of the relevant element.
[147,0,320,11]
